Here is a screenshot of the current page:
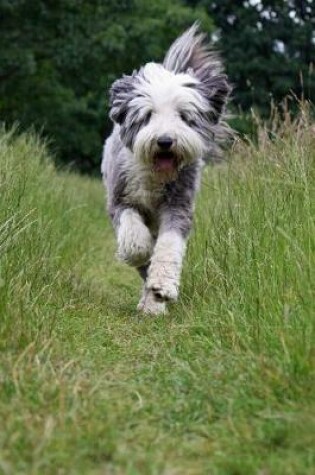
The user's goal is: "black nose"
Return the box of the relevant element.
[157,136,173,150]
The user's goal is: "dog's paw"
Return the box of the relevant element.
[137,288,167,315]
[149,279,178,301]
[146,265,179,302]
[117,214,153,267]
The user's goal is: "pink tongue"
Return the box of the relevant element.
[155,155,175,172]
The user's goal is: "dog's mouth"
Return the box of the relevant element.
[153,151,177,174]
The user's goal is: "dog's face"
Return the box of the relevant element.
[109,24,231,182]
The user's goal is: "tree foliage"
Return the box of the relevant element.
[0,0,314,172]
[0,0,210,172]
[194,0,315,115]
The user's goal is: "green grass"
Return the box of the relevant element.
[0,110,314,475]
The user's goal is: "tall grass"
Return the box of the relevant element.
[185,106,314,360]
[0,128,103,348]
[0,108,314,474]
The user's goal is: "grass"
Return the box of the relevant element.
[0,108,314,475]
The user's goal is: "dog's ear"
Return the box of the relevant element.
[164,23,231,123]
[164,22,209,75]
[109,73,136,125]
[197,73,231,124]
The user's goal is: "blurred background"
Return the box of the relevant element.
[0,0,314,174]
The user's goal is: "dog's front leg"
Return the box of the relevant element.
[137,265,167,315]
[140,166,198,314]
[115,208,154,267]
[141,176,196,313]
[146,217,188,303]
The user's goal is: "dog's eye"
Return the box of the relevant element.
[179,111,189,123]
[143,111,152,125]
[180,111,197,127]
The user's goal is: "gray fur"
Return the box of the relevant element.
[109,67,155,149]
[102,24,232,314]
[160,163,200,238]
[103,125,199,237]
[164,22,231,122]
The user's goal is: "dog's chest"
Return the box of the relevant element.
[123,170,163,212]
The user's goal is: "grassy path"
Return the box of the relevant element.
[0,119,314,474]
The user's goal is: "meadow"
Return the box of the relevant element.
[0,109,314,474]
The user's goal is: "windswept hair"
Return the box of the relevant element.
[164,23,231,124]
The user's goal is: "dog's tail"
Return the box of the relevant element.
[163,22,221,76]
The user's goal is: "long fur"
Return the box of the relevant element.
[102,24,232,314]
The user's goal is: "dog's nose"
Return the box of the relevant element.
[157,136,173,150]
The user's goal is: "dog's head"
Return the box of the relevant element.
[109,23,231,182]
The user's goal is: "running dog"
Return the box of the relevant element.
[102,23,231,314]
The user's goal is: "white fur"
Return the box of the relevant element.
[117,209,153,266]
[132,64,208,167]
[102,25,231,315]
[137,287,167,315]
[146,230,186,301]
[121,152,163,213]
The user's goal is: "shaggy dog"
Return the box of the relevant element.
[102,23,231,315]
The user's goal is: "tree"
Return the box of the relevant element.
[194,0,315,115]
[0,0,211,172]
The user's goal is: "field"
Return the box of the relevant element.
[0,111,314,475]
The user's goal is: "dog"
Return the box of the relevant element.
[101,23,231,315]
